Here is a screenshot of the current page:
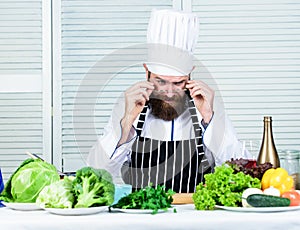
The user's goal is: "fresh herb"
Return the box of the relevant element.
[193,164,261,210]
[111,184,175,214]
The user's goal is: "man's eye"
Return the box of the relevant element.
[175,82,184,86]
[157,80,165,85]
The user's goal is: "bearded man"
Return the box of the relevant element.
[87,9,249,193]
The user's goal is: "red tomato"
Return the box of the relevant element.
[281,191,300,206]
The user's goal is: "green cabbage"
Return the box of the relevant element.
[36,176,75,208]
[0,158,60,203]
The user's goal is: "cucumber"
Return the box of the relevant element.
[246,194,290,207]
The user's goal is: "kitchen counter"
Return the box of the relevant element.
[1,204,300,230]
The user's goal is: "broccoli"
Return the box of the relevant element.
[72,167,115,208]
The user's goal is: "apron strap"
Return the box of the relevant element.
[186,91,203,160]
[135,102,148,137]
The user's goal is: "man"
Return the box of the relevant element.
[87,9,249,192]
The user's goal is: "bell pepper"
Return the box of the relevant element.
[261,167,294,194]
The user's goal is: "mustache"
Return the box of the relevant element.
[150,94,177,101]
[150,91,185,101]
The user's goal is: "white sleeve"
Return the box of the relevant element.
[86,94,137,182]
[202,100,251,166]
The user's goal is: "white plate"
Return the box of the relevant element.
[44,206,108,216]
[110,207,169,214]
[2,202,42,211]
[215,205,300,212]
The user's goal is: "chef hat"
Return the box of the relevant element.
[146,9,199,76]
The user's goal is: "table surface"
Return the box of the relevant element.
[1,204,300,230]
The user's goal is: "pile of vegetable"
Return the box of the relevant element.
[192,164,261,210]
[193,158,300,210]
[0,158,60,203]
[110,184,175,214]
[249,167,300,207]
[36,166,115,208]
[240,166,300,208]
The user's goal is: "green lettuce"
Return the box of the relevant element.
[193,164,261,210]
[36,176,75,208]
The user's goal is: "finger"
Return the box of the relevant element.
[190,86,210,98]
[186,80,209,89]
[132,81,154,91]
[187,83,201,96]
[190,88,205,99]
[187,83,211,97]
[130,88,151,102]
[127,84,153,98]
[185,80,198,88]
[140,88,152,101]
[135,95,147,106]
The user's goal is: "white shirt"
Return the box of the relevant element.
[87,93,250,182]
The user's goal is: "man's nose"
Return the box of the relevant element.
[164,84,176,97]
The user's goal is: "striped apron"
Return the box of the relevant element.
[122,96,214,193]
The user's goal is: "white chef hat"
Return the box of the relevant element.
[146,9,199,76]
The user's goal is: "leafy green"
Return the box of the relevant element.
[36,176,75,208]
[226,158,273,180]
[1,160,116,209]
[111,184,175,214]
[0,159,60,203]
[72,167,115,208]
[0,158,34,202]
[192,184,216,210]
[192,164,261,210]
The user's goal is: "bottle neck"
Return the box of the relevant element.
[263,120,275,143]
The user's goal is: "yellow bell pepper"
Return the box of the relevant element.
[261,167,294,194]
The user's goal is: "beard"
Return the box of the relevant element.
[149,92,188,121]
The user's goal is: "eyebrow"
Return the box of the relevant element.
[154,76,186,84]
[175,80,186,84]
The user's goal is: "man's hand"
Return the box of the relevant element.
[123,81,154,124]
[118,81,154,146]
[185,80,214,123]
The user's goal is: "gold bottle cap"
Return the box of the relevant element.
[263,116,272,121]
